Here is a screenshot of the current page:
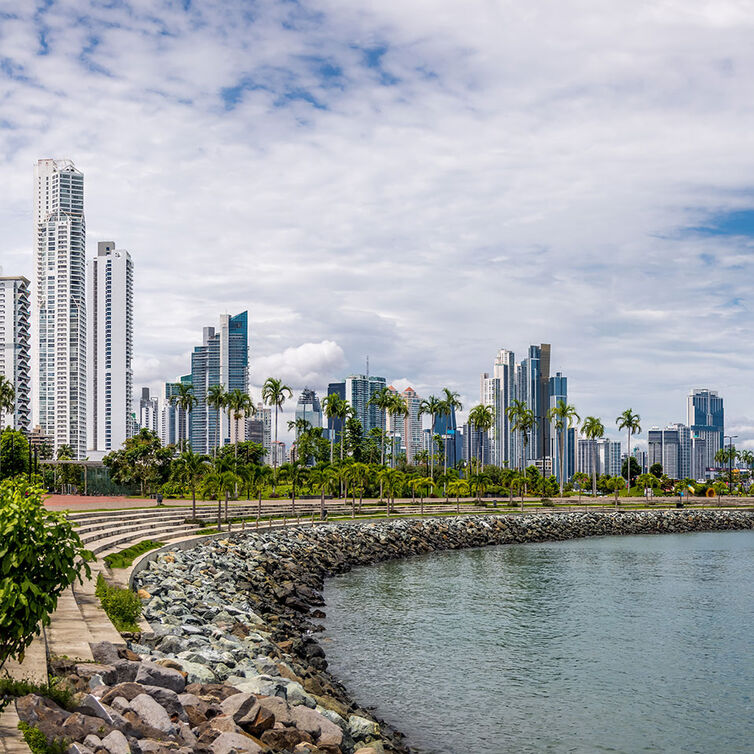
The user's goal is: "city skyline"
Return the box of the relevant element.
[1,3,754,448]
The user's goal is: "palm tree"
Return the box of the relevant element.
[616,409,642,493]
[0,376,14,479]
[170,382,197,449]
[322,393,346,465]
[171,448,210,520]
[206,384,227,457]
[448,479,469,514]
[418,395,444,480]
[387,393,408,469]
[468,404,495,472]
[506,400,535,480]
[440,388,462,478]
[226,389,254,459]
[333,399,352,463]
[546,400,580,499]
[262,377,292,488]
[581,416,605,497]
[368,387,394,467]
[349,462,370,512]
[377,467,398,516]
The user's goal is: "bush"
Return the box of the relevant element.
[0,479,92,672]
[0,676,74,712]
[17,721,69,754]
[95,574,141,633]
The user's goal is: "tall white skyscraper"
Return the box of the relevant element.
[88,241,134,458]
[0,270,31,432]
[32,159,87,458]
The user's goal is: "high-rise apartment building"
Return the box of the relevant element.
[325,381,346,443]
[0,271,31,432]
[189,312,249,453]
[517,344,551,462]
[159,377,191,447]
[687,389,724,474]
[88,241,133,457]
[32,159,87,457]
[345,374,386,435]
[385,385,423,464]
[295,388,322,435]
[250,402,272,462]
[139,387,159,434]
[577,437,622,478]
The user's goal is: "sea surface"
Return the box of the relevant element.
[321,530,754,753]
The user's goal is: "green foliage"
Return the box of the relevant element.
[103,429,174,496]
[0,676,74,712]
[18,721,69,754]
[0,429,30,480]
[95,574,141,632]
[103,540,165,569]
[621,456,641,481]
[649,463,663,478]
[0,480,92,671]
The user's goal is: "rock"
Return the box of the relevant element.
[137,589,151,600]
[139,686,187,722]
[260,728,314,749]
[90,642,122,665]
[101,684,143,705]
[292,706,344,747]
[285,680,317,708]
[348,715,380,741]
[177,693,211,726]
[133,741,176,754]
[15,694,70,739]
[135,662,186,693]
[75,664,118,686]
[83,736,102,750]
[196,715,243,743]
[210,732,263,754]
[230,675,286,700]
[255,695,295,726]
[236,704,275,738]
[128,694,174,735]
[100,730,130,754]
[113,660,140,683]
[172,660,217,685]
[184,683,240,703]
[218,693,258,722]
[66,744,94,754]
[61,712,114,740]
[355,745,385,754]
[76,695,115,725]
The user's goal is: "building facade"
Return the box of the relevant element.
[345,374,386,435]
[139,387,159,434]
[32,159,87,457]
[159,377,191,447]
[189,312,249,454]
[0,272,31,432]
[295,388,322,435]
[577,437,622,478]
[88,241,134,457]
[325,381,346,444]
[687,389,724,474]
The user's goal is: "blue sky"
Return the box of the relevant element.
[1,0,754,445]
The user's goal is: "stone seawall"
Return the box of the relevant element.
[125,510,754,753]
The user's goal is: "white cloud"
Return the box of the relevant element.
[1,0,754,445]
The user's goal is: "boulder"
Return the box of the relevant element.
[135,662,186,693]
[260,728,314,749]
[348,715,379,741]
[255,696,294,726]
[172,660,216,685]
[128,694,174,735]
[100,683,144,705]
[291,706,343,748]
[236,705,275,738]
[100,730,130,754]
[196,715,243,743]
[218,693,257,722]
[210,732,263,754]
[75,663,118,686]
[90,642,121,665]
[76,695,115,725]
[61,712,114,741]
[176,693,212,727]
[15,694,70,739]
[184,683,240,703]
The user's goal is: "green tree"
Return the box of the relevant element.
[607,475,625,506]
[621,456,642,483]
[206,384,227,457]
[616,409,641,491]
[440,388,463,480]
[581,416,605,497]
[103,429,173,496]
[649,462,663,479]
[635,473,657,501]
[572,471,590,502]
[712,479,728,504]
[468,404,495,472]
[226,389,254,467]
[715,446,738,483]
[170,382,197,449]
[547,399,580,499]
[0,480,92,672]
[387,393,408,469]
[506,399,535,481]
[367,387,394,466]
[0,377,15,479]
[261,377,292,488]
[171,448,210,520]
[0,429,29,481]
[448,478,469,513]
[322,393,348,465]
[418,395,444,480]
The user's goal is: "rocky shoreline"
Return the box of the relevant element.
[15,510,754,754]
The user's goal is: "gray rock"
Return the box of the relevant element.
[83,735,102,750]
[88,675,106,690]
[127,694,174,735]
[219,693,257,722]
[284,680,316,708]
[291,705,343,747]
[113,660,139,683]
[75,663,117,686]
[90,642,121,665]
[100,730,130,754]
[76,694,114,724]
[172,659,217,684]
[210,732,263,754]
[231,675,286,699]
[135,662,185,693]
[348,714,380,740]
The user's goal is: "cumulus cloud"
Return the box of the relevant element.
[1,0,754,445]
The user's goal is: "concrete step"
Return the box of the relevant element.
[46,585,94,662]
[87,523,212,555]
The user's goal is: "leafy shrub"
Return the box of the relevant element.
[103,540,164,569]
[95,575,141,632]
[17,721,69,754]
[0,479,92,671]
[0,676,74,712]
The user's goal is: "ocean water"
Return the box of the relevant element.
[321,530,754,753]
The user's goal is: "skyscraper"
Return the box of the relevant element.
[325,381,346,443]
[295,388,322,435]
[160,378,190,447]
[190,312,249,453]
[139,387,159,434]
[88,241,134,457]
[687,389,724,474]
[32,159,87,457]
[0,271,30,432]
[345,374,386,434]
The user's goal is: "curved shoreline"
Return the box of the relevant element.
[132,510,754,753]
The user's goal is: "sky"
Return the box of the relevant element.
[1,0,754,447]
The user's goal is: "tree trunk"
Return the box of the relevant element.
[320,488,325,519]
[559,429,565,500]
[192,487,196,521]
[592,441,597,497]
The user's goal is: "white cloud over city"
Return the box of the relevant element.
[1,0,753,443]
